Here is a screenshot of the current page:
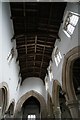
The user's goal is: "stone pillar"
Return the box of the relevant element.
[54,106,61,119]
[66,100,80,118]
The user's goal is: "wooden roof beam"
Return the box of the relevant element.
[38,27,58,33]
[19,59,48,64]
[21,66,46,72]
[22,71,46,77]
[18,53,51,59]
[38,23,60,29]
[16,43,53,49]
[39,4,53,77]
[11,8,38,12]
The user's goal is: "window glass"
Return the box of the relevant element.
[63,11,79,37]
[70,14,79,26]
[67,24,75,35]
[28,114,36,120]
[58,52,62,59]
[54,50,62,67]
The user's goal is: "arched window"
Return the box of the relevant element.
[63,11,79,37]
[45,75,48,91]
[47,61,53,82]
[48,66,53,81]
[7,102,15,117]
[0,87,7,116]
[54,46,62,67]
[7,48,14,63]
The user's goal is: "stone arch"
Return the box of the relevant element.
[15,90,47,118]
[62,46,80,118]
[6,99,15,117]
[22,96,40,119]
[0,82,9,118]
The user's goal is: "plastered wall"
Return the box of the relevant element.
[0,2,20,107]
[0,2,80,113]
[47,3,80,98]
[18,77,46,102]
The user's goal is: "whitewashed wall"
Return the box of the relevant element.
[0,2,79,112]
[0,2,20,107]
[0,2,2,84]
[47,3,80,97]
[18,77,47,102]
[0,3,47,109]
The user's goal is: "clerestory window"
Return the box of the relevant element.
[54,47,62,67]
[63,11,79,37]
[48,66,53,82]
[7,48,14,63]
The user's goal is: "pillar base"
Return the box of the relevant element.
[54,107,61,118]
[66,100,79,118]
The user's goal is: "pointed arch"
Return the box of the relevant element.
[0,82,9,117]
[7,99,15,116]
[62,46,80,101]
[62,46,80,118]
[15,90,47,118]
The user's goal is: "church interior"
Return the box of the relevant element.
[0,1,80,119]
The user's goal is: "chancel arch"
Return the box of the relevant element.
[22,96,40,119]
[14,90,47,118]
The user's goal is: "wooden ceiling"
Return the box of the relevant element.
[10,2,66,82]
